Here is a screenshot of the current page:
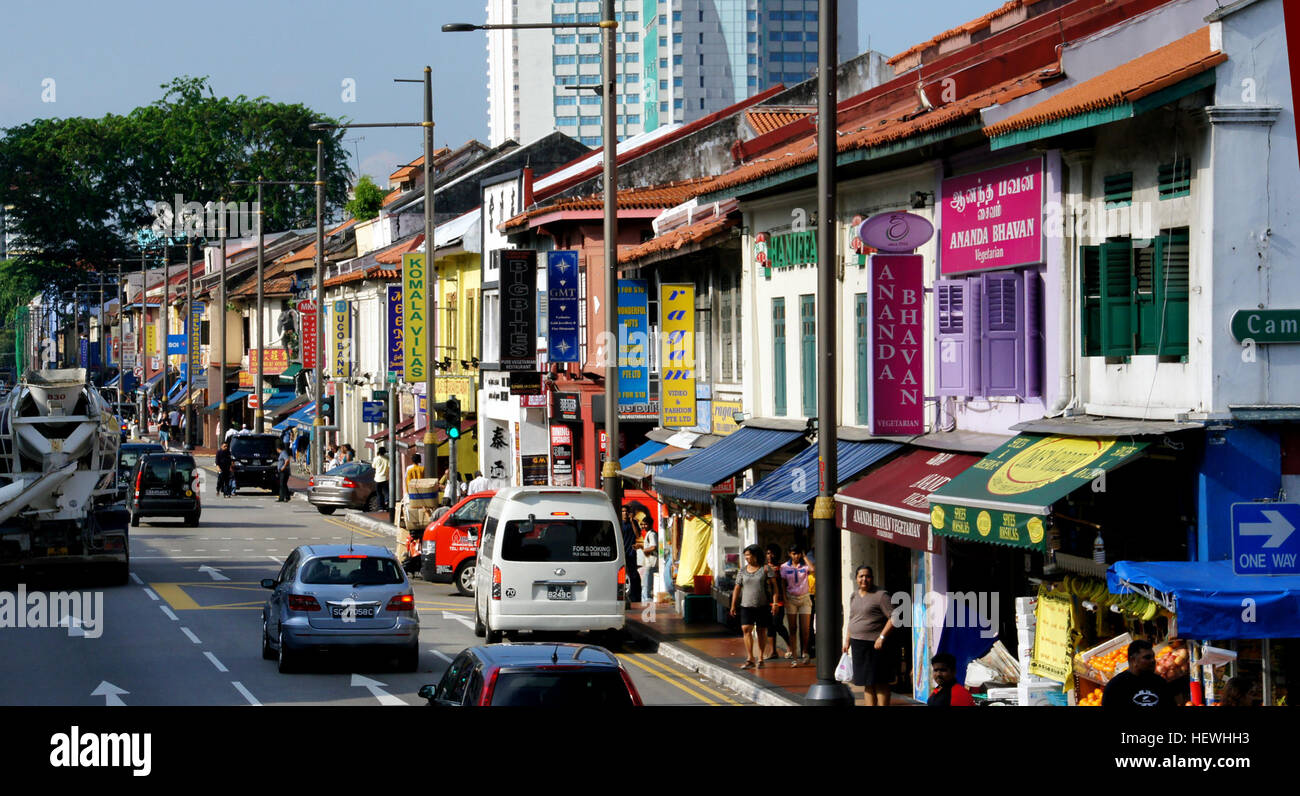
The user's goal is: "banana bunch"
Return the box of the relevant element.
[1061,576,1160,621]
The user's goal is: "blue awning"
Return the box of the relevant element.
[620,440,666,470]
[167,379,186,400]
[206,390,249,412]
[104,375,121,388]
[1108,560,1300,639]
[735,440,902,528]
[653,426,807,503]
[262,390,298,412]
[273,401,317,431]
[139,372,163,391]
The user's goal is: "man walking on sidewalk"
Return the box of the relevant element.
[275,441,292,502]
[373,446,390,511]
[215,442,234,498]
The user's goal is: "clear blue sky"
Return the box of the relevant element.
[1,1,993,184]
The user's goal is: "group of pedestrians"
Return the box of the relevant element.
[728,543,816,670]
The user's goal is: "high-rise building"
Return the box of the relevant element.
[486,0,858,148]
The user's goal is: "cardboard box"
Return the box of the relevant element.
[406,478,441,509]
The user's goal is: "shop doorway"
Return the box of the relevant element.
[881,542,914,694]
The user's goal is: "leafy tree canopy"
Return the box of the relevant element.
[345,175,387,222]
[0,76,353,287]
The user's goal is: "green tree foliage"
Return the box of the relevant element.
[0,76,353,279]
[345,175,387,222]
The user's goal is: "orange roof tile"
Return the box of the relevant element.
[276,240,317,265]
[323,264,402,288]
[746,109,812,136]
[888,0,1050,66]
[382,188,402,207]
[502,178,715,231]
[328,218,356,236]
[618,215,739,266]
[703,70,1049,197]
[984,27,1226,137]
[374,234,425,264]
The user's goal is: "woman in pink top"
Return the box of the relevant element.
[779,544,814,665]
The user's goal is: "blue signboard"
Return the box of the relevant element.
[386,284,403,378]
[547,250,580,363]
[167,334,187,355]
[617,279,649,412]
[80,338,89,368]
[362,401,386,424]
[1232,502,1300,575]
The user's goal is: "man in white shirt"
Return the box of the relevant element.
[237,424,251,436]
[467,470,490,495]
[373,446,390,511]
[169,408,181,428]
[224,426,238,444]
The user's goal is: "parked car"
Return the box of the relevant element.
[307,462,379,515]
[417,643,642,706]
[260,544,419,673]
[473,487,625,644]
[116,442,165,501]
[127,452,200,527]
[229,433,282,492]
[414,491,495,594]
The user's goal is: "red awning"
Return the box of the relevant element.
[369,417,415,442]
[835,448,981,553]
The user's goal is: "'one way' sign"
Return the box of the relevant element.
[1231,502,1300,575]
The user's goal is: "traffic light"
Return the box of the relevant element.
[433,397,462,439]
[320,396,334,422]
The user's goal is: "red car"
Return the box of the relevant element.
[409,491,495,595]
[418,643,643,707]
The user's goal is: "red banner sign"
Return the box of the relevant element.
[867,254,924,435]
[300,301,318,370]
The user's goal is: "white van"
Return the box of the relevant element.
[473,487,626,642]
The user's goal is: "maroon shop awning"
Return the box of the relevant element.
[836,448,981,554]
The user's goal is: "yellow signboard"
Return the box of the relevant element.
[331,301,352,379]
[1030,587,1073,683]
[659,284,696,428]
[146,325,157,356]
[403,252,427,383]
[434,376,474,408]
[711,397,744,436]
[988,437,1115,496]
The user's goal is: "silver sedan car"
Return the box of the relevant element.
[261,544,419,673]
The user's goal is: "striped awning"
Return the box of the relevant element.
[735,440,901,528]
[653,426,806,503]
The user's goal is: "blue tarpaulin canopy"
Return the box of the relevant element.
[735,440,901,528]
[263,391,298,412]
[167,379,186,401]
[273,401,317,431]
[104,375,121,388]
[206,390,249,412]
[139,372,163,391]
[1108,560,1300,639]
[653,426,806,503]
[620,440,665,470]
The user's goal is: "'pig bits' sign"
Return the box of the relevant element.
[868,254,924,435]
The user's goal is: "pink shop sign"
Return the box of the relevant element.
[940,157,1044,275]
[868,254,924,436]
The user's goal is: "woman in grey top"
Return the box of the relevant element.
[729,545,778,670]
[842,565,897,706]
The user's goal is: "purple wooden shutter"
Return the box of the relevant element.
[981,270,1025,397]
[1024,269,1043,398]
[935,279,975,397]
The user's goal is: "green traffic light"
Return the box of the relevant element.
[448,427,460,439]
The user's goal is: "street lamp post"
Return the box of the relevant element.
[311,78,437,481]
[185,234,195,450]
[444,0,621,510]
[219,198,229,443]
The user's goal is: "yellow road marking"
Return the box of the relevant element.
[151,583,201,610]
[321,517,387,539]
[625,652,742,705]
[415,600,473,610]
[619,653,718,705]
[151,582,267,611]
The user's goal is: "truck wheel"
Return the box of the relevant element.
[316,506,336,515]
[454,559,476,597]
[473,605,486,638]
[485,610,503,644]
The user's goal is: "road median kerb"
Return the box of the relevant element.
[622,619,801,707]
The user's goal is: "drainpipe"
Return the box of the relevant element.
[1052,151,1090,415]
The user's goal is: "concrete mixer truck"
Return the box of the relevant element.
[0,368,130,584]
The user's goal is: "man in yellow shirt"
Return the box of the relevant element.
[403,453,424,498]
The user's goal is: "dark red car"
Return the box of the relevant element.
[418,643,642,707]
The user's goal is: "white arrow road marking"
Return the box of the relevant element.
[350,674,405,706]
[1241,509,1297,549]
[91,681,128,706]
[231,681,261,706]
[441,610,475,631]
[197,565,229,581]
[58,615,85,638]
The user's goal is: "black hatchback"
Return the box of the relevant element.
[128,453,201,527]
[117,443,165,500]
[229,434,282,492]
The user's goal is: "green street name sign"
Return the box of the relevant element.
[1231,309,1300,344]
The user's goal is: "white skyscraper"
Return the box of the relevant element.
[487,0,859,148]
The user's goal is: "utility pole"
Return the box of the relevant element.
[185,234,195,450]
[255,180,266,433]
[600,0,621,509]
[421,66,439,482]
[313,140,325,476]
[139,248,148,431]
[219,198,229,442]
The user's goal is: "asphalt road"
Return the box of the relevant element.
[0,470,749,707]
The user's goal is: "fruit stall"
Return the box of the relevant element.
[1107,560,1300,706]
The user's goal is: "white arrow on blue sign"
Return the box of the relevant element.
[1231,502,1300,575]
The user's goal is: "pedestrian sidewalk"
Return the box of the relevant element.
[622,601,923,707]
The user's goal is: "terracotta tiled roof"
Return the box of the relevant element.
[618,214,739,266]
[374,234,425,264]
[746,109,812,136]
[276,240,317,265]
[323,264,402,288]
[329,218,356,236]
[983,27,1226,137]
[703,70,1049,197]
[229,260,294,298]
[382,188,402,206]
[501,178,714,231]
[888,0,1048,67]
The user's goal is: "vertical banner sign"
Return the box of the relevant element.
[547,250,580,362]
[550,424,574,486]
[868,254,924,435]
[642,0,659,131]
[146,324,157,357]
[497,249,538,371]
[386,284,404,378]
[332,300,353,379]
[188,301,203,388]
[300,299,318,370]
[618,279,649,412]
[402,252,427,383]
[940,157,1044,275]
[659,283,696,427]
